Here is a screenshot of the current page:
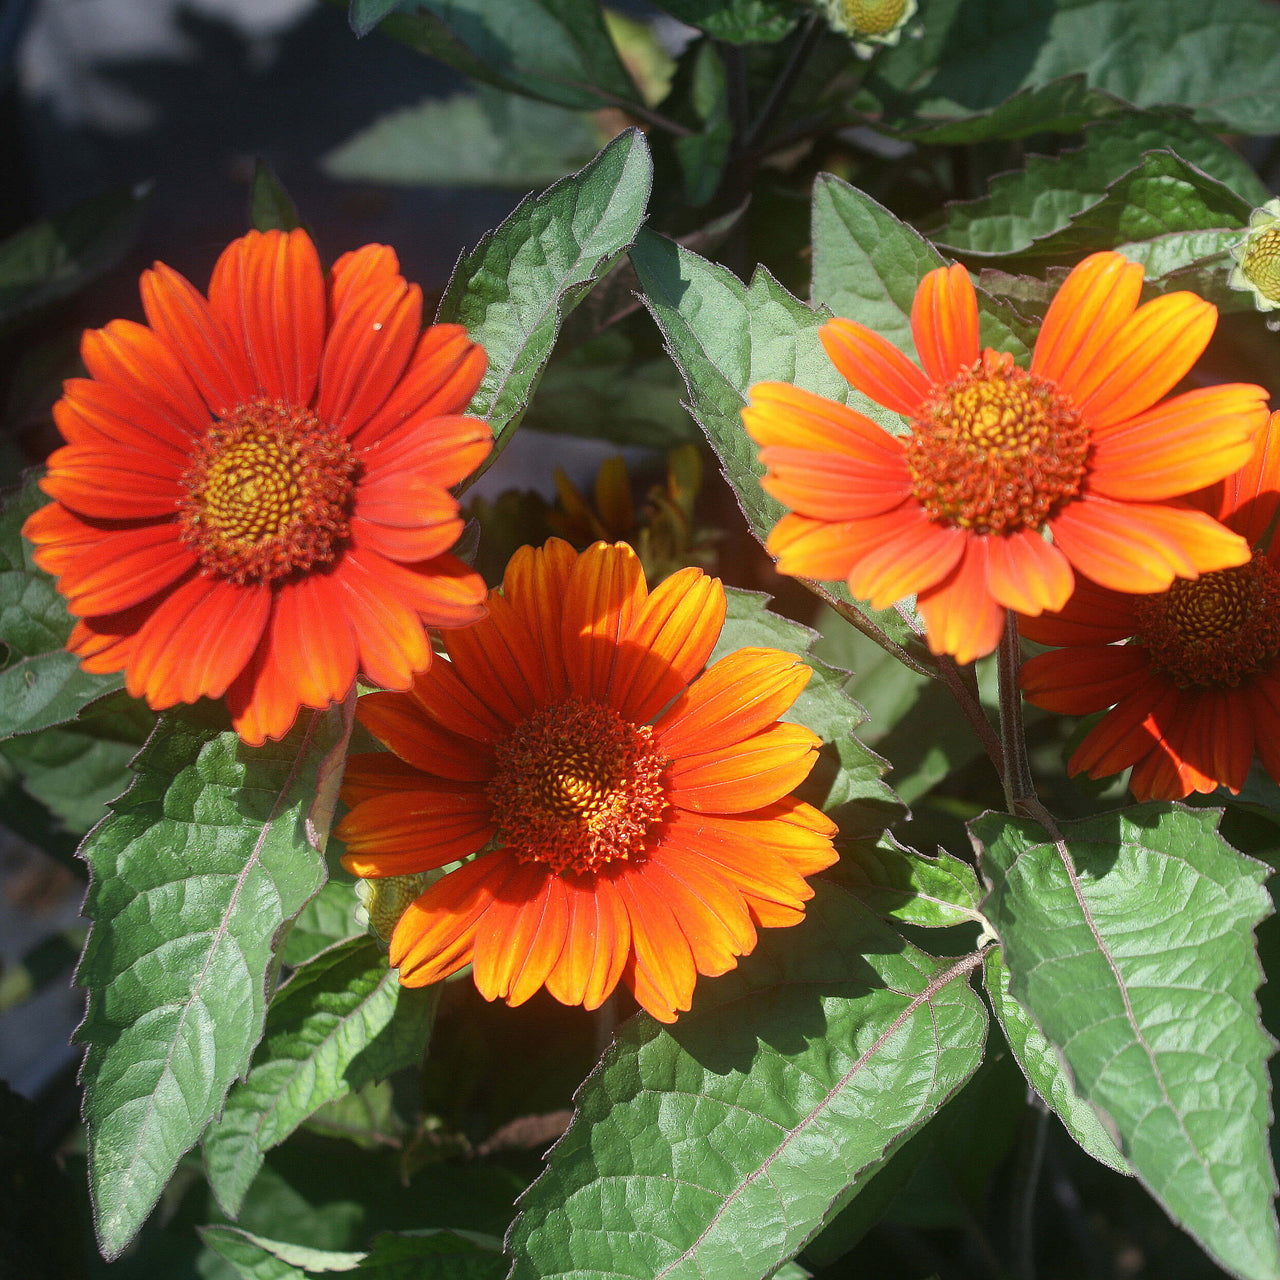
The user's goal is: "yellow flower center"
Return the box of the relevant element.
[1133,554,1280,689]
[489,699,669,874]
[906,349,1089,536]
[1242,223,1280,304]
[179,398,357,584]
[837,0,909,34]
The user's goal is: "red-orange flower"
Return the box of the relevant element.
[23,228,492,745]
[744,252,1269,664]
[1020,411,1280,801]
[335,539,838,1023]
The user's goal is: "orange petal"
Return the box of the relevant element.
[349,513,462,566]
[332,548,432,690]
[653,648,811,757]
[985,530,1074,616]
[1031,252,1144,392]
[503,540,576,706]
[329,243,400,315]
[820,318,931,418]
[409,656,509,744]
[360,414,493,489]
[1069,680,1179,780]
[543,871,632,1010]
[561,541,646,705]
[1250,670,1280,784]
[340,749,437,805]
[668,722,820,813]
[915,540,1007,665]
[41,443,183,520]
[610,566,726,725]
[390,853,520,986]
[643,842,757,969]
[471,863,569,1006]
[759,448,912,522]
[318,276,423,435]
[55,377,194,458]
[1072,292,1217,431]
[443,597,542,726]
[615,872,697,1022]
[1015,574,1138,646]
[139,260,254,416]
[336,785,494,873]
[349,325,488,450]
[356,690,495,781]
[911,263,979,384]
[1219,408,1280,543]
[766,513,862,581]
[1020,645,1153,715]
[1049,495,1251,593]
[66,607,146,675]
[268,574,358,710]
[1087,383,1268,500]
[743,382,905,460]
[208,228,326,406]
[843,505,969,608]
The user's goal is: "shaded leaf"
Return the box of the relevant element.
[982,947,1129,1175]
[280,880,362,969]
[438,129,653,475]
[836,834,985,930]
[249,161,304,234]
[651,0,798,43]
[0,472,124,739]
[78,703,352,1258]
[976,806,1279,1280]
[507,883,987,1280]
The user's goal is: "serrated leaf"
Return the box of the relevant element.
[0,185,149,331]
[204,937,437,1216]
[836,834,985,929]
[437,128,653,476]
[934,111,1264,258]
[651,0,797,42]
[810,173,1034,357]
[506,884,987,1280]
[628,226,927,659]
[870,0,1280,136]
[0,473,124,738]
[982,946,1129,1175]
[77,703,352,1259]
[370,0,641,110]
[976,806,1279,1280]
[323,90,601,189]
[714,587,902,837]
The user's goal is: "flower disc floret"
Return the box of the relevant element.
[1133,554,1280,689]
[490,699,668,873]
[179,399,358,584]
[907,350,1087,535]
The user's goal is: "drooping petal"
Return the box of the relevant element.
[820,317,932,418]
[1049,495,1251,593]
[331,548,432,690]
[911,263,980,384]
[985,529,1075,616]
[471,863,569,1006]
[1020,645,1157,716]
[1031,252,1144,392]
[915,540,1008,665]
[208,228,326,406]
[267,573,359,710]
[615,872,698,1023]
[668,722,821,813]
[1069,680,1180,780]
[125,575,269,707]
[653,648,812,758]
[1086,383,1268,499]
[543,871,632,1011]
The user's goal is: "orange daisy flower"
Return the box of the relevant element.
[743,252,1269,664]
[23,228,492,745]
[1020,412,1280,801]
[335,538,839,1023]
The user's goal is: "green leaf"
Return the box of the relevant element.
[280,880,362,968]
[716,587,902,837]
[77,703,353,1259]
[933,111,1264,258]
[437,128,653,475]
[204,938,437,1216]
[1109,228,1250,306]
[628,226,927,660]
[249,161,304,233]
[347,0,400,37]
[836,834,985,930]
[0,472,124,739]
[982,946,1129,1175]
[672,41,733,208]
[370,0,641,110]
[870,0,1280,136]
[323,89,602,189]
[0,185,149,331]
[201,1225,337,1279]
[892,74,1128,144]
[976,806,1279,1280]
[810,173,1034,356]
[507,884,987,1280]
[651,0,798,43]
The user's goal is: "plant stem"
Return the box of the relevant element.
[741,15,824,153]
[1012,1092,1051,1280]
[996,610,1037,815]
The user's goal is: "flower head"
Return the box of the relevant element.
[1019,411,1280,801]
[23,229,492,744]
[335,539,838,1023]
[1229,198,1280,313]
[744,252,1269,664]
[816,0,917,49]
